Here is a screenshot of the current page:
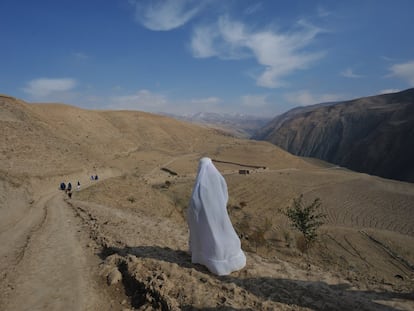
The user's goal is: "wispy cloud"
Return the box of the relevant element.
[191,26,222,58]
[284,90,343,106]
[191,16,325,88]
[191,17,251,60]
[388,60,414,86]
[341,68,363,78]
[190,96,222,106]
[110,89,167,111]
[241,94,269,108]
[131,0,207,31]
[23,78,77,98]
[379,89,400,94]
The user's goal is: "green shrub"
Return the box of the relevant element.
[284,194,326,250]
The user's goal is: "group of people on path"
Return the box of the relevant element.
[59,180,82,199]
[60,173,99,199]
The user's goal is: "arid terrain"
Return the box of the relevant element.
[254,88,414,183]
[1,95,413,310]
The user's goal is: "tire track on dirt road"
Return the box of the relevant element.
[1,191,111,310]
[0,189,51,284]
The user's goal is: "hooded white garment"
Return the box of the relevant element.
[187,157,246,276]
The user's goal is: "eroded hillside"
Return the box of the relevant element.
[254,88,414,183]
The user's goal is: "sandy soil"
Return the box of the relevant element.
[66,157,414,311]
[1,96,413,310]
[0,174,132,310]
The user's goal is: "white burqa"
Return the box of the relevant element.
[187,157,246,276]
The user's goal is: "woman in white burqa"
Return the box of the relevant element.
[187,157,246,276]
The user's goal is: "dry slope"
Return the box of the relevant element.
[254,88,414,183]
[1,95,413,310]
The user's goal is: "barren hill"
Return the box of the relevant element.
[254,88,414,183]
[1,95,414,310]
[0,95,239,177]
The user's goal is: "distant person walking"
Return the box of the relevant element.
[77,181,81,191]
[187,157,246,276]
[67,182,72,191]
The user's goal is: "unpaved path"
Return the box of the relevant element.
[0,189,121,310]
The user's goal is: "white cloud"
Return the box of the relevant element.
[191,16,324,88]
[241,94,269,108]
[191,18,250,60]
[285,90,342,106]
[132,0,206,31]
[341,68,363,78]
[379,88,400,94]
[23,78,77,98]
[191,26,220,58]
[389,60,414,86]
[110,90,167,111]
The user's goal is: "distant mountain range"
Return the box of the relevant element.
[161,112,272,138]
[253,88,414,183]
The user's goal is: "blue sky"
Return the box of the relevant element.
[1,0,414,116]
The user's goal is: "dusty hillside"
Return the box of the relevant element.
[1,95,413,310]
[71,148,414,310]
[254,88,414,183]
[1,95,252,177]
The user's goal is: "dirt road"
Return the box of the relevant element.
[0,188,121,311]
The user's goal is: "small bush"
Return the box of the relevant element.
[127,196,136,203]
[284,194,326,250]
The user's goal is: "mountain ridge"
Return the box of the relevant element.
[254,88,414,182]
[161,111,272,138]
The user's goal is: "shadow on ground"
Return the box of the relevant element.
[101,245,413,311]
